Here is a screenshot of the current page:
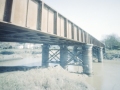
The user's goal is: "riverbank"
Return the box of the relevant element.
[0,65,94,90]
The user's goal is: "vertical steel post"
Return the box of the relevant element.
[98,47,103,63]
[37,0,41,30]
[54,12,58,34]
[65,18,68,37]
[60,45,68,69]
[42,44,49,67]
[82,44,93,75]
[3,0,13,22]
[39,1,44,31]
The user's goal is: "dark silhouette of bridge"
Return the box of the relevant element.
[0,0,104,75]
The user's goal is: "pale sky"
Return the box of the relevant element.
[43,0,120,40]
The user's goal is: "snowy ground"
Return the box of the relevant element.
[0,65,94,90]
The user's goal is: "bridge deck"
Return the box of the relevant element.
[0,0,104,47]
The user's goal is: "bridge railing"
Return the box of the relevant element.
[0,0,104,47]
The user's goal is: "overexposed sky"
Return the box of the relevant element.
[43,0,120,40]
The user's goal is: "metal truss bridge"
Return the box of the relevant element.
[0,0,105,75]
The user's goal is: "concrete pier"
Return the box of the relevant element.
[98,47,103,63]
[82,44,93,75]
[42,44,49,67]
[60,45,68,69]
[73,46,78,62]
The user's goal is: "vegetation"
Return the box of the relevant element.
[0,51,14,55]
[101,34,120,50]
[101,34,120,60]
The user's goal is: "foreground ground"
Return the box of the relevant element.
[0,66,94,90]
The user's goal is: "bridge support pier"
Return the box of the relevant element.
[73,46,78,54]
[98,47,103,63]
[42,44,49,67]
[82,44,93,75]
[60,45,68,69]
[73,46,78,62]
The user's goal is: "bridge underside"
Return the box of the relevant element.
[0,21,104,75]
[0,21,83,45]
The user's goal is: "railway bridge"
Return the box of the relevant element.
[0,0,105,75]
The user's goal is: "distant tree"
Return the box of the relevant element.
[101,34,120,50]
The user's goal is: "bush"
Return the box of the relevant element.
[32,51,41,54]
[0,51,14,55]
[117,48,120,50]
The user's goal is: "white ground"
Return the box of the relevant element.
[0,65,94,90]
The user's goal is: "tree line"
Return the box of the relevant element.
[101,34,120,50]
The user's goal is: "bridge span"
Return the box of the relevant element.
[0,0,105,75]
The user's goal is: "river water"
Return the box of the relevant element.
[86,60,120,90]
